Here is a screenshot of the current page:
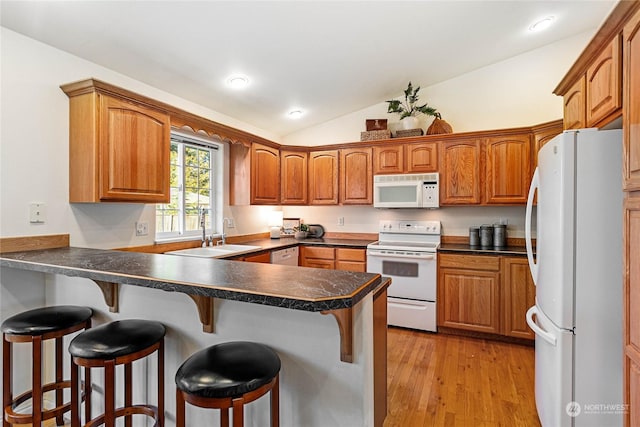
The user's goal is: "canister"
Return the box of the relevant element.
[479,225,494,247]
[469,227,480,246]
[493,223,506,248]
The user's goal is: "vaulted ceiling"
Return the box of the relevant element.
[0,1,617,137]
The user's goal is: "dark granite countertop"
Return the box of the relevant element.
[0,247,383,312]
[438,243,529,256]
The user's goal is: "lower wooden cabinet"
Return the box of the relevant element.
[242,252,272,263]
[438,253,535,339]
[335,248,366,272]
[438,254,500,333]
[501,257,535,339]
[300,246,366,272]
[300,246,335,269]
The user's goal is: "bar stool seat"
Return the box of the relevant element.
[2,305,93,426]
[175,341,281,427]
[68,319,165,427]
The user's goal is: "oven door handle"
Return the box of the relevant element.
[367,251,435,260]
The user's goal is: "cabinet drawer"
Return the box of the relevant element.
[336,248,366,262]
[302,246,335,260]
[439,254,500,271]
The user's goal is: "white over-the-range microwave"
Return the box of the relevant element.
[373,173,439,208]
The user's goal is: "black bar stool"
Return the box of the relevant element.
[68,319,165,427]
[175,341,281,427]
[2,305,93,427]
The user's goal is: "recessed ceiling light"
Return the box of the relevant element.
[288,110,304,119]
[226,75,250,89]
[529,16,555,32]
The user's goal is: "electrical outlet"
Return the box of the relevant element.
[29,203,46,224]
[225,218,235,228]
[135,221,149,236]
[499,218,509,225]
[338,217,345,226]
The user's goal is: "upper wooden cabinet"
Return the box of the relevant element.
[563,76,586,130]
[405,142,438,173]
[483,134,532,204]
[372,142,437,175]
[532,121,564,171]
[586,35,622,127]
[340,147,372,205]
[281,150,308,205]
[440,139,482,205]
[373,145,403,174]
[309,150,339,205]
[624,8,640,191]
[62,85,171,203]
[251,143,280,205]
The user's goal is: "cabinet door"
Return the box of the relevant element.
[373,145,403,174]
[309,150,339,205]
[336,248,366,272]
[624,10,640,191]
[501,257,535,339]
[532,121,563,172]
[484,134,532,205]
[251,143,280,205]
[563,76,586,130]
[340,147,372,205]
[586,35,622,127]
[624,196,640,427]
[243,252,271,263]
[438,267,500,334]
[98,95,170,202]
[281,151,308,205]
[405,142,438,173]
[440,140,481,205]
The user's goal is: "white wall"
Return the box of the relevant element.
[0,28,275,247]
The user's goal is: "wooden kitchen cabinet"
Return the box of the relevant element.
[62,83,171,203]
[373,145,403,174]
[340,147,372,205]
[586,35,622,127]
[281,150,308,205]
[243,251,272,263]
[624,9,640,192]
[251,143,280,205]
[501,257,535,339]
[562,76,586,130]
[300,246,335,269]
[309,150,339,205]
[405,142,438,173]
[440,139,482,205]
[335,248,366,272]
[438,254,501,334]
[484,133,532,204]
[532,120,564,171]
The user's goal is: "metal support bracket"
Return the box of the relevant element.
[187,295,215,333]
[91,280,119,313]
[321,307,353,363]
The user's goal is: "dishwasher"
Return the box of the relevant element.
[270,246,299,266]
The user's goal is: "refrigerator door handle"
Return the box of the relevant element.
[526,305,556,346]
[525,167,539,285]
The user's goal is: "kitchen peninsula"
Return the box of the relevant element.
[0,243,389,427]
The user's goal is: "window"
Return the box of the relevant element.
[156,131,221,240]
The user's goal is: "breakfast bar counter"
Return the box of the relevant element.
[1,244,389,426]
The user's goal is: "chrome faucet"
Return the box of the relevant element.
[199,207,207,247]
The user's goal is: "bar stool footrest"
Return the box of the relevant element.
[84,404,160,427]
[4,380,88,425]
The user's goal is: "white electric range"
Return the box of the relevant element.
[367,220,441,332]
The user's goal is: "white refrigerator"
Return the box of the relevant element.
[525,128,624,427]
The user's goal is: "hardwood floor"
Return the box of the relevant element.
[384,327,541,427]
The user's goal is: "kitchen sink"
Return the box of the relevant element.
[164,244,261,258]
